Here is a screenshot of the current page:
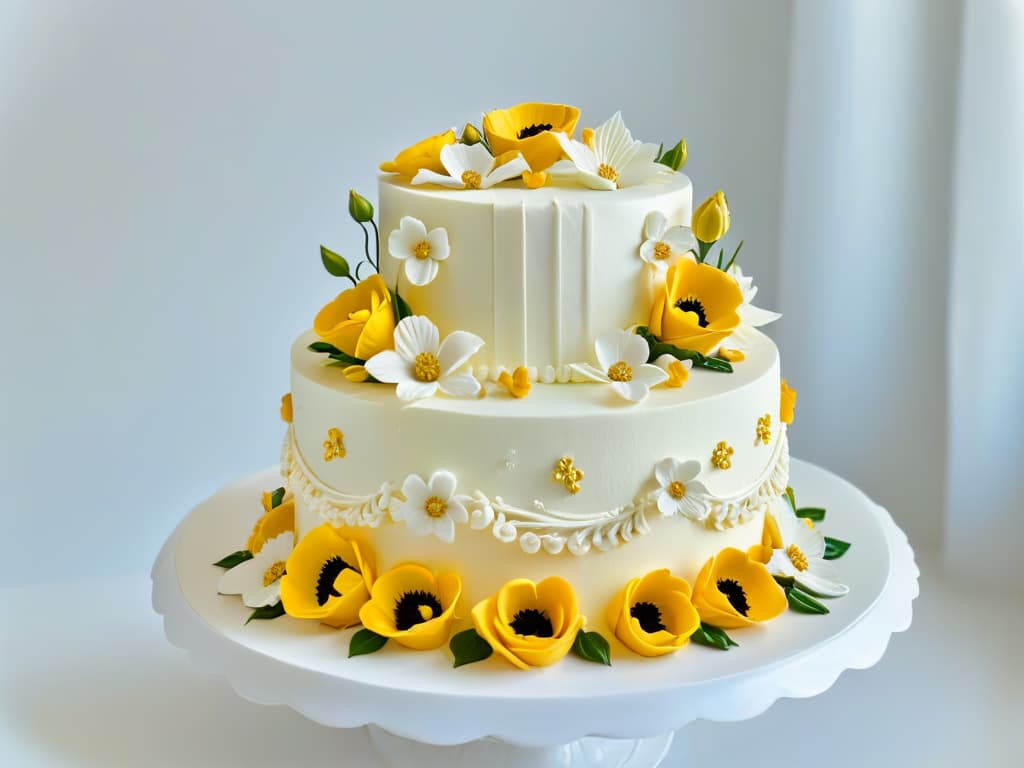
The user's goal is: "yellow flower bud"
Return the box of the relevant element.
[348,189,374,223]
[692,190,730,244]
[459,123,483,146]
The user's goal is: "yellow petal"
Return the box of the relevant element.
[692,190,731,243]
[279,393,293,423]
[649,260,743,355]
[483,103,580,173]
[247,498,295,554]
[343,364,369,383]
[718,347,745,363]
[522,170,548,189]
[313,275,395,359]
[380,129,456,178]
[358,565,461,650]
[691,548,786,628]
[472,596,528,670]
[780,378,797,424]
[498,366,532,398]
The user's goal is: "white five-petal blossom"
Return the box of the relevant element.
[393,470,468,543]
[569,328,668,402]
[387,216,450,287]
[365,315,483,401]
[653,458,712,522]
[411,142,531,190]
[639,211,697,270]
[766,504,850,597]
[547,111,668,190]
[727,264,781,327]
[217,531,294,608]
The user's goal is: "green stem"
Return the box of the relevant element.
[369,219,381,272]
[724,240,744,272]
[697,239,713,263]
[359,222,372,274]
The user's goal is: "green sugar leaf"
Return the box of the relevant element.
[824,536,852,560]
[657,138,687,171]
[796,507,826,522]
[786,587,830,614]
[320,245,351,278]
[633,326,734,373]
[270,487,285,508]
[691,622,738,650]
[572,629,612,666]
[214,550,253,569]
[245,601,286,624]
[784,486,797,512]
[449,628,493,668]
[327,350,365,366]
[308,341,341,355]
[348,628,388,658]
[390,288,414,324]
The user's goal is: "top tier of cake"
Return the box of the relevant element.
[377,173,693,379]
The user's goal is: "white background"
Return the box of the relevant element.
[1,0,1020,765]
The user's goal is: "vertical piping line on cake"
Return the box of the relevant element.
[520,200,528,365]
[582,203,592,344]
[491,201,499,371]
[552,200,562,367]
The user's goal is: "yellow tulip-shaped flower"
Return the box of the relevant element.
[648,259,744,355]
[246,493,295,555]
[358,564,462,650]
[605,569,700,657]
[314,275,396,381]
[471,577,584,669]
[380,129,457,178]
[691,547,787,629]
[692,190,731,243]
[780,378,797,424]
[279,524,375,629]
[483,103,581,176]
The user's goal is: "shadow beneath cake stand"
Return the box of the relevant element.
[151,460,918,768]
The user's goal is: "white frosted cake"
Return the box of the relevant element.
[217,103,849,669]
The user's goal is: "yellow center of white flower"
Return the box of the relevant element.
[668,480,686,499]
[597,163,619,184]
[461,170,482,189]
[263,561,286,587]
[413,240,432,260]
[787,544,809,572]
[414,352,441,382]
[424,495,448,518]
[654,241,672,260]
[607,361,633,382]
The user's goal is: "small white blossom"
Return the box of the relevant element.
[393,470,468,543]
[412,142,530,190]
[569,328,667,402]
[387,216,450,286]
[217,532,294,608]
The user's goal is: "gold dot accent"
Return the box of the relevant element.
[710,441,734,470]
[756,414,772,445]
[597,163,619,184]
[263,561,286,587]
[787,544,809,572]
[654,241,672,260]
[323,428,346,461]
[607,361,633,382]
[553,457,584,495]
[414,352,441,382]
[668,480,686,500]
[424,495,448,518]
[461,170,482,189]
[413,240,432,260]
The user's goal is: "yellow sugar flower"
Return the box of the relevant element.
[314,275,396,375]
[748,510,784,565]
[380,129,457,179]
[279,524,375,629]
[780,378,797,424]
[648,258,744,355]
[246,493,295,555]
[358,564,462,650]
[691,547,787,629]
[483,103,580,175]
[692,190,731,243]
[471,577,584,669]
[279,392,293,423]
[498,366,532,398]
[605,569,700,657]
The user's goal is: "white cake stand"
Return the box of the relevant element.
[151,459,918,768]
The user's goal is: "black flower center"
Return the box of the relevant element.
[517,123,553,140]
[674,296,710,327]
[509,608,554,637]
[316,555,357,606]
[630,601,666,633]
[393,590,443,631]
[716,578,750,616]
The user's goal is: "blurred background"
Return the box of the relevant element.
[1,0,1021,765]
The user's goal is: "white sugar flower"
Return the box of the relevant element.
[548,111,667,190]
[766,505,849,597]
[387,216,450,287]
[570,328,667,402]
[727,264,781,327]
[217,531,294,608]
[639,211,697,270]
[393,470,468,543]
[653,458,711,521]
[365,315,483,401]
[412,142,531,190]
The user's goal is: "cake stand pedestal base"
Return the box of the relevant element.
[152,459,918,768]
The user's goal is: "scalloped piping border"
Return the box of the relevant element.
[281,426,789,557]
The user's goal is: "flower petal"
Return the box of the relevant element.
[644,211,667,241]
[428,470,457,501]
[568,363,608,383]
[438,374,481,398]
[654,457,678,487]
[633,363,669,388]
[400,215,427,242]
[796,570,850,598]
[396,379,438,401]
[364,350,410,384]
[657,491,681,518]
[554,133,598,174]
[426,227,450,261]
[411,169,464,188]
[404,256,438,286]
[432,513,456,543]
[394,316,439,360]
[662,226,698,254]
[610,380,650,402]
[482,154,530,188]
[639,239,658,264]
[446,496,469,524]
[739,303,783,327]
[437,330,485,376]
[622,334,655,368]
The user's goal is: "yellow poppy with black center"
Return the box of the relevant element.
[279,524,375,629]
[648,258,744,355]
[380,129,457,179]
[691,547,787,629]
[314,275,396,382]
[246,491,295,555]
[483,103,580,179]
[358,563,462,650]
[605,569,700,657]
[471,576,584,669]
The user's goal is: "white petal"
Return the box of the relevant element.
[766,550,796,577]
[404,508,435,536]
[644,211,667,240]
[678,494,710,522]
[393,316,439,360]
[610,379,649,402]
[439,374,481,398]
[433,513,456,543]
[411,169,463,188]
[671,459,702,484]
[387,227,412,260]
[568,363,609,383]
[217,558,257,596]
[662,226,698,254]
[365,350,411,384]
[593,111,630,168]
[795,571,850,598]
[446,497,469,524]
[428,470,457,500]
[438,142,471,177]
[573,170,617,191]
[401,473,428,504]
[739,303,783,327]
[656,491,680,518]
[404,256,438,286]
[684,477,710,495]
[633,363,669,388]
[261,532,295,560]
[399,215,427,242]
[639,239,658,264]
[593,330,621,370]
[555,133,598,174]
[654,457,679,487]
[242,582,281,609]
[619,158,667,188]
[621,333,653,368]
[794,524,826,560]
[482,154,530,188]
[437,330,485,375]
[426,227,450,261]
[396,379,438,400]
